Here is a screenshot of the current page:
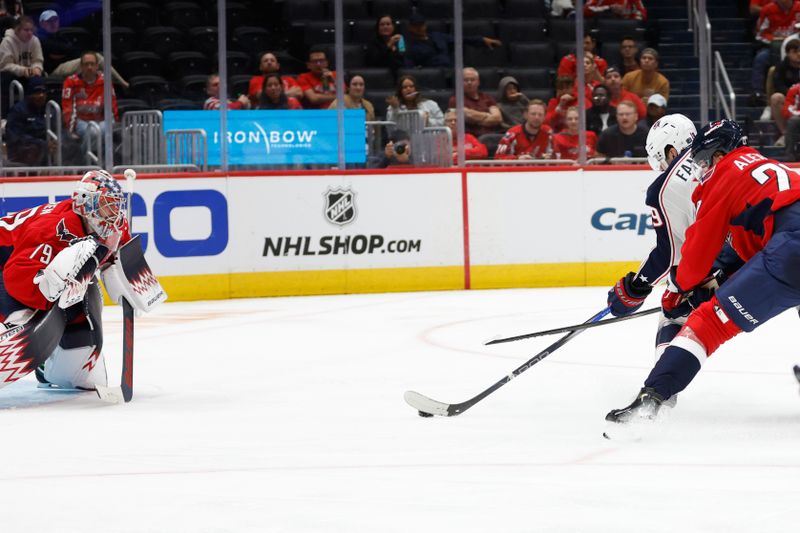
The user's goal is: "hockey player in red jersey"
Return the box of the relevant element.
[607,119,800,424]
[0,170,132,391]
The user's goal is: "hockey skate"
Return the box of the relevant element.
[603,387,665,440]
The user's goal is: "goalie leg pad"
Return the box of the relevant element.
[102,235,166,313]
[0,305,67,388]
[42,345,107,390]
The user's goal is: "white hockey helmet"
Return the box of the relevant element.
[645,113,697,171]
[72,170,127,238]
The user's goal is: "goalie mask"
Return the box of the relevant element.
[72,170,127,238]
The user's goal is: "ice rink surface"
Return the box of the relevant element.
[1,287,798,533]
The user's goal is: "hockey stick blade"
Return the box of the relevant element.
[485,307,660,345]
[404,390,452,417]
[406,309,610,417]
[95,385,124,404]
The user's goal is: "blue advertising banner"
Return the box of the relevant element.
[163,109,367,165]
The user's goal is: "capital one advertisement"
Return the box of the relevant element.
[163,109,367,165]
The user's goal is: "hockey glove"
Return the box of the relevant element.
[661,287,690,319]
[34,237,108,309]
[607,272,652,317]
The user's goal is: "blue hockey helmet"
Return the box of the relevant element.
[689,119,745,170]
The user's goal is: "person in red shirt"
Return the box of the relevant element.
[61,51,118,162]
[552,106,597,160]
[752,0,800,100]
[203,73,251,110]
[247,52,302,107]
[605,120,800,426]
[297,46,337,110]
[444,108,488,163]
[557,32,608,79]
[255,73,303,110]
[0,171,132,392]
[604,65,646,119]
[584,0,647,20]
[495,99,552,159]
[782,80,800,158]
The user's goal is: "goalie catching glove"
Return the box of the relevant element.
[33,236,109,309]
[607,272,652,317]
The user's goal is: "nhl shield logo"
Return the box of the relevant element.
[324,187,357,226]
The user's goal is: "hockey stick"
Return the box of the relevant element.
[96,169,137,404]
[485,306,660,346]
[404,308,610,417]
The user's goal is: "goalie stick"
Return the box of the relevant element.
[404,308,610,417]
[96,169,137,404]
[485,306,660,345]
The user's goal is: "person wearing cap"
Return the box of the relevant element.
[604,65,646,119]
[621,47,669,100]
[639,93,667,129]
[5,76,55,165]
[37,9,77,75]
[404,12,501,68]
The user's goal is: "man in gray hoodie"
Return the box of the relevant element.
[497,76,529,129]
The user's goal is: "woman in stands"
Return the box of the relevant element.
[256,73,303,110]
[328,74,375,121]
[365,15,405,74]
[386,74,444,127]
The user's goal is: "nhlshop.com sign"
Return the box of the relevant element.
[163,109,367,165]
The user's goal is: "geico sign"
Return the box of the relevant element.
[590,207,653,236]
[1,190,228,258]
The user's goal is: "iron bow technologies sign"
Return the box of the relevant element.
[163,109,367,165]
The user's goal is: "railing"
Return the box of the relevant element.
[121,110,165,166]
[166,129,208,171]
[466,158,579,166]
[418,127,453,167]
[365,120,395,163]
[8,79,23,109]
[111,164,202,173]
[690,0,711,124]
[0,165,101,176]
[44,100,63,166]
[713,51,736,120]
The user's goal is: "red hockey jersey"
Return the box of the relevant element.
[61,72,119,132]
[675,146,800,291]
[494,124,553,159]
[0,199,129,311]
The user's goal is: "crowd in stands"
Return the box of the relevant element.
[0,0,682,168]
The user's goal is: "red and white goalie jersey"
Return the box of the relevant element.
[0,199,129,312]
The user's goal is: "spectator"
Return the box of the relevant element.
[581,50,605,89]
[387,74,444,126]
[586,84,617,134]
[444,108,488,163]
[36,10,75,75]
[782,80,800,158]
[203,73,250,110]
[297,46,337,109]
[377,129,413,167]
[49,52,129,89]
[365,15,405,73]
[329,74,375,120]
[595,99,648,159]
[448,67,503,136]
[257,73,303,110]
[584,0,647,20]
[780,22,800,60]
[557,32,608,79]
[0,15,43,116]
[551,0,576,17]
[495,99,553,160]
[770,39,800,141]
[0,0,22,35]
[752,0,800,104]
[497,75,529,128]
[546,75,579,133]
[5,76,54,165]
[640,93,667,129]
[404,12,502,68]
[61,51,119,162]
[604,66,646,118]
[751,0,772,17]
[553,106,598,160]
[622,47,669,99]
[247,52,302,106]
[617,36,640,74]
